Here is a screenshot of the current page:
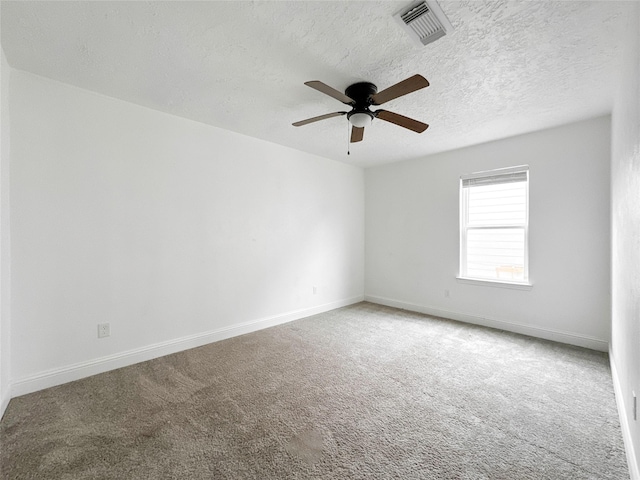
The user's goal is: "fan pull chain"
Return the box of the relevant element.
[347,121,350,156]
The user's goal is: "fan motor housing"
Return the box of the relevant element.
[345,82,377,106]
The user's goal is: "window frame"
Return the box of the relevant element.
[458,165,531,287]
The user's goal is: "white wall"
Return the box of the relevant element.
[9,70,364,395]
[0,47,12,417]
[611,2,640,478]
[365,116,611,351]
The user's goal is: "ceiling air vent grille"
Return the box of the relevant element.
[394,0,453,47]
[401,2,430,25]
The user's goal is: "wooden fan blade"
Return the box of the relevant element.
[371,75,430,106]
[375,110,429,133]
[351,126,364,143]
[292,111,347,127]
[305,81,354,105]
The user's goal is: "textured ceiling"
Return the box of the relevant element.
[0,1,632,166]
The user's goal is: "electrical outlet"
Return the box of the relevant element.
[444,289,450,298]
[97,323,110,338]
[634,391,637,421]
[313,286,317,294]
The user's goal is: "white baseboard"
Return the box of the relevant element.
[364,295,609,352]
[610,349,640,480]
[0,390,9,420]
[10,295,364,398]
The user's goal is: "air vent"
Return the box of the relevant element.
[393,0,453,47]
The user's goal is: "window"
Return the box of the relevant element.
[459,166,529,284]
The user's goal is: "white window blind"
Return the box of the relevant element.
[460,166,529,283]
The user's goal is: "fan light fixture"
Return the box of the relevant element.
[348,112,373,128]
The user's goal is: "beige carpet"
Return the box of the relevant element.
[0,302,628,479]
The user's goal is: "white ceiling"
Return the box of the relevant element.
[0,1,631,167]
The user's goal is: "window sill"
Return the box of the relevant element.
[456,277,533,290]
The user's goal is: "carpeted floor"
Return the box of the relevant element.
[0,302,629,479]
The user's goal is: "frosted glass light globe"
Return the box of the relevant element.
[348,112,373,128]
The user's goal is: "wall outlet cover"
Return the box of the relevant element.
[98,323,110,338]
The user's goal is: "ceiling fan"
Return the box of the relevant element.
[292,74,430,143]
